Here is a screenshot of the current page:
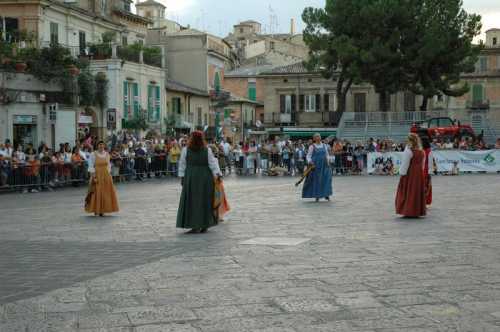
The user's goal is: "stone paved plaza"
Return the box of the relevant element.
[1,174,500,332]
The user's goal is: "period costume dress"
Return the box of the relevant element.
[423,147,434,206]
[395,146,427,217]
[85,151,119,215]
[176,147,222,230]
[302,143,333,199]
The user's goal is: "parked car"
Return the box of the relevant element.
[411,117,475,140]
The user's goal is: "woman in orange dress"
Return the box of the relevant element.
[395,134,426,218]
[85,141,119,217]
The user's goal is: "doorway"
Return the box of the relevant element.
[13,124,37,149]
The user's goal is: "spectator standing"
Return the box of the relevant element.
[168,142,181,177]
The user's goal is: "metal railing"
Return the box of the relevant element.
[264,111,342,127]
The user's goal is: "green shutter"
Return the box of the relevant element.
[214,72,221,92]
[472,84,483,102]
[123,81,129,120]
[133,83,140,118]
[248,87,256,101]
[155,86,161,122]
[147,85,154,122]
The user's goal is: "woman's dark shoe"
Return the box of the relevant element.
[186,229,200,234]
[315,198,320,202]
[325,197,330,201]
[200,228,208,233]
[99,214,104,217]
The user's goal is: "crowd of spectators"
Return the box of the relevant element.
[1,131,499,192]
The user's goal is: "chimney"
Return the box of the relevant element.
[290,18,295,35]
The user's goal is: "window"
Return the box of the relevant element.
[214,72,221,92]
[204,113,208,126]
[122,36,128,46]
[479,57,488,72]
[79,31,86,55]
[439,118,453,127]
[123,81,139,119]
[248,81,256,101]
[280,94,296,114]
[304,95,318,112]
[240,28,244,33]
[197,107,202,126]
[323,94,330,111]
[145,11,152,18]
[428,118,439,128]
[472,84,484,103]
[123,1,131,12]
[172,97,182,114]
[378,93,391,112]
[50,22,58,45]
[493,37,498,46]
[270,41,275,50]
[354,93,366,112]
[404,91,416,112]
[147,85,161,122]
[101,0,107,14]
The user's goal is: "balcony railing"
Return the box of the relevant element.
[466,100,490,110]
[264,111,342,127]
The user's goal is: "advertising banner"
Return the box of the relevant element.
[368,150,500,174]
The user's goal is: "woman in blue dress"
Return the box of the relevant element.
[302,134,333,202]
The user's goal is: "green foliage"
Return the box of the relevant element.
[122,117,149,131]
[101,31,117,44]
[95,72,109,110]
[302,0,482,112]
[78,70,96,107]
[18,44,78,83]
[404,0,483,110]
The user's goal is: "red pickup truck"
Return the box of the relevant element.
[410,117,475,141]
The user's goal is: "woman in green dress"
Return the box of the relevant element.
[177,131,222,233]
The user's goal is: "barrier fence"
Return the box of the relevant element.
[1,150,496,192]
[367,150,500,175]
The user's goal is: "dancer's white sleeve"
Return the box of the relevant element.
[208,148,222,176]
[399,146,413,176]
[178,148,187,177]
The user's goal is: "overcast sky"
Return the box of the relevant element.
[137,0,499,39]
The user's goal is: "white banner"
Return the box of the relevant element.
[433,150,500,173]
[367,152,404,175]
[368,150,500,175]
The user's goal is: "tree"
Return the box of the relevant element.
[405,0,482,110]
[303,0,482,113]
[78,70,96,108]
[355,0,415,112]
[302,2,364,113]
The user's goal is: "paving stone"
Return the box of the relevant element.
[0,176,499,331]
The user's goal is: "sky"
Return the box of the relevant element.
[135,0,500,39]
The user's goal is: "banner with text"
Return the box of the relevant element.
[368,150,500,175]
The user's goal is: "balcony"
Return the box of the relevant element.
[264,113,295,126]
[264,111,342,127]
[83,44,163,68]
[466,100,490,110]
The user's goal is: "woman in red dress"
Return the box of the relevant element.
[395,134,426,218]
[422,137,434,206]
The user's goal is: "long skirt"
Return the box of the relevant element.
[395,175,426,217]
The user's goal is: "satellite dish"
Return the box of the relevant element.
[256,120,262,128]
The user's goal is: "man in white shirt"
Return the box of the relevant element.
[222,140,232,174]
